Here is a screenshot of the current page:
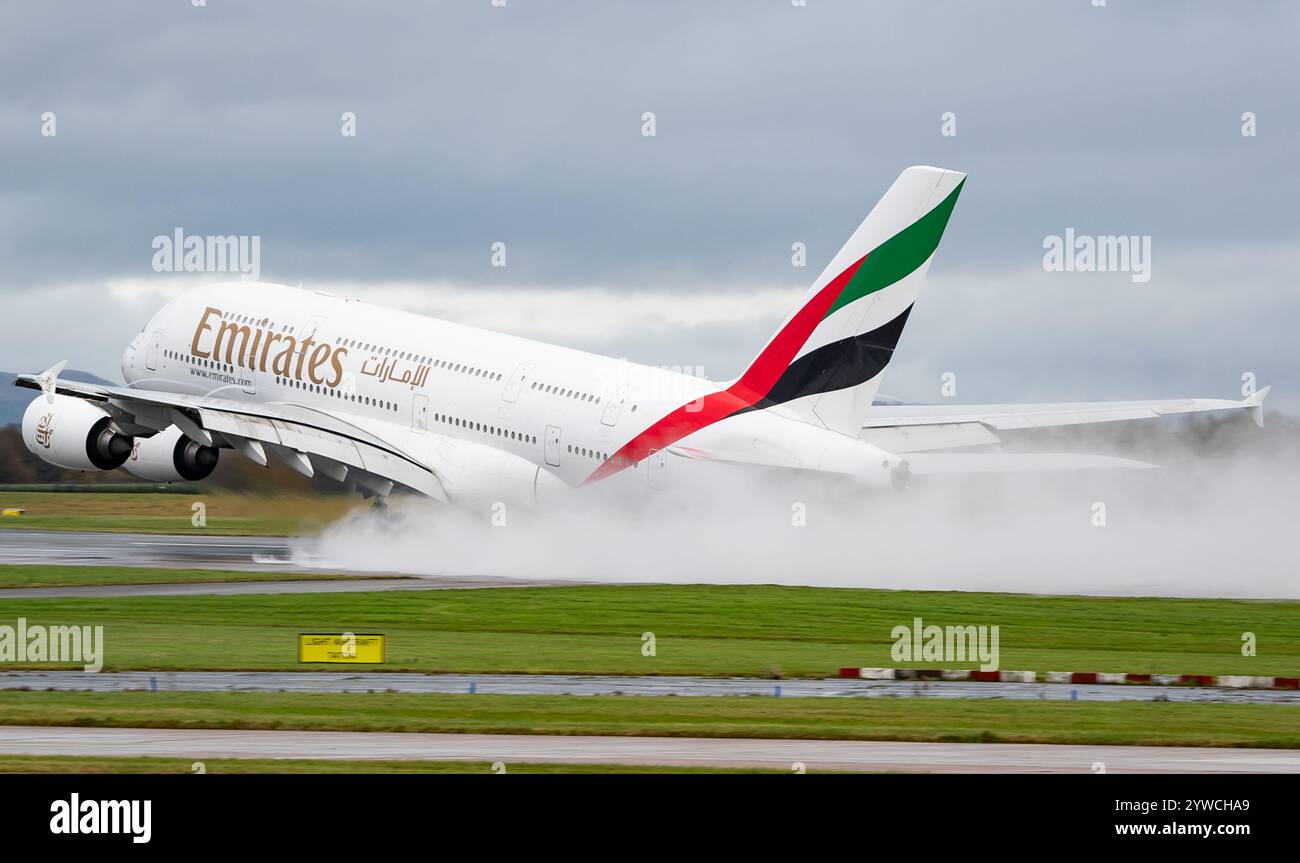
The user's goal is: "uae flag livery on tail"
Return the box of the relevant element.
[586,166,965,484]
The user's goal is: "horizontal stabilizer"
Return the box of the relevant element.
[902,452,1157,475]
[1245,385,1271,428]
[862,388,1272,448]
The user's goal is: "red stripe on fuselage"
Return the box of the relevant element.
[582,254,866,485]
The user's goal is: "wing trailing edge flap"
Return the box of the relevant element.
[23,374,447,500]
[198,408,446,501]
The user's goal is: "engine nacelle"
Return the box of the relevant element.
[22,394,134,471]
[122,425,220,482]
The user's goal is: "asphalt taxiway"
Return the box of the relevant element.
[3,671,1297,705]
[1,726,1294,772]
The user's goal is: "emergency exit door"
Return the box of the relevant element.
[544,425,561,467]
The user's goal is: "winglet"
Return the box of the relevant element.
[1245,384,1271,428]
[35,361,68,405]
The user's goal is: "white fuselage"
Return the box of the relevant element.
[120,282,896,495]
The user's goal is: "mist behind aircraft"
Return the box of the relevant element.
[307,413,1300,599]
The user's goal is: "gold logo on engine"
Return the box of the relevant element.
[34,413,54,448]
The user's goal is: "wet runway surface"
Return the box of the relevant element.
[0,576,562,598]
[3,670,1297,705]
[2,725,1295,772]
[0,530,297,571]
[0,530,577,594]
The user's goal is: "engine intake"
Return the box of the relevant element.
[22,394,134,471]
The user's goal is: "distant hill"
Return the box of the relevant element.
[0,370,117,426]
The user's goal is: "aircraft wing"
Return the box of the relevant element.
[14,370,447,501]
[858,387,1271,453]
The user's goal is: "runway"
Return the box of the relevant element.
[0,530,578,595]
[0,576,563,599]
[4,670,1297,705]
[1,725,1294,772]
[0,529,296,571]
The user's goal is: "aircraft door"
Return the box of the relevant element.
[412,394,429,433]
[600,388,627,426]
[502,362,535,403]
[298,314,327,340]
[289,314,327,395]
[647,448,667,489]
[145,330,163,371]
[544,425,561,467]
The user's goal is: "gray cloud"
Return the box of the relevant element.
[1,1,1296,409]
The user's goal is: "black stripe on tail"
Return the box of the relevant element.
[737,304,913,414]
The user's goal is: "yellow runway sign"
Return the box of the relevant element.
[298,633,385,664]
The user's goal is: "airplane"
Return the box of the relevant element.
[14,166,1270,509]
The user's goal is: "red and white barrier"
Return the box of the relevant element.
[836,666,1297,689]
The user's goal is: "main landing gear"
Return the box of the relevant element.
[891,460,912,493]
[356,484,390,514]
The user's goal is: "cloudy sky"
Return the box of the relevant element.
[1,1,1296,411]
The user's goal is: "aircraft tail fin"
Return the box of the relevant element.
[732,166,965,436]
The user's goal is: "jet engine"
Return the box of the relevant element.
[21,394,135,471]
[121,425,220,482]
